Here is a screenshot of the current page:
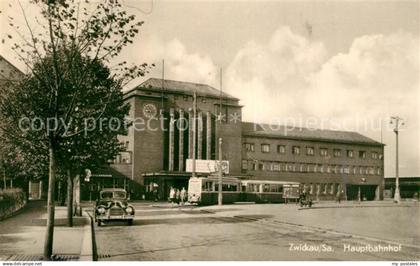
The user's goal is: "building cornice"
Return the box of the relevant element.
[242,133,385,147]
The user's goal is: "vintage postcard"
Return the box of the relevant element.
[0,0,419,264]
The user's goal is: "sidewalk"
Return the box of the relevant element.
[2,206,93,261]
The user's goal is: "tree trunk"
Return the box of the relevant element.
[74,175,82,216]
[57,180,62,206]
[67,169,73,227]
[43,146,56,260]
[22,176,30,202]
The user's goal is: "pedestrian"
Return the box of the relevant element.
[175,188,181,205]
[297,188,304,205]
[296,191,303,205]
[180,187,187,205]
[153,188,158,202]
[169,187,176,206]
[336,190,341,203]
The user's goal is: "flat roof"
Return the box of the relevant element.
[242,122,384,146]
[125,78,239,101]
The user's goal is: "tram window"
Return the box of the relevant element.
[263,184,270,192]
[222,184,238,191]
[247,184,259,193]
[270,185,283,193]
[202,181,213,192]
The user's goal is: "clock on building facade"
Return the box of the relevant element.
[143,103,157,118]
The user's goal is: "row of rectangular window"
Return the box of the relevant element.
[241,160,382,176]
[302,183,343,196]
[244,143,382,160]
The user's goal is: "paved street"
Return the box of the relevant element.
[94,201,420,261]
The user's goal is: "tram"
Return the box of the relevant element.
[188,176,241,205]
[188,176,300,205]
[241,180,299,203]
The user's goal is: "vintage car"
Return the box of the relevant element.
[94,188,135,226]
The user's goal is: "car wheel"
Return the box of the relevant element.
[128,219,133,226]
[97,220,102,227]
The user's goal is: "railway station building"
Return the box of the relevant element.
[0,56,385,202]
[105,78,385,201]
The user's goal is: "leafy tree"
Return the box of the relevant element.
[0,138,48,196]
[0,0,152,259]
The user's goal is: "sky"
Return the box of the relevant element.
[0,0,419,177]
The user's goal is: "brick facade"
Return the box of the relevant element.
[111,78,242,199]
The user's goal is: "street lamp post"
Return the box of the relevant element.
[218,138,223,206]
[216,68,223,206]
[390,116,404,203]
[192,91,197,178]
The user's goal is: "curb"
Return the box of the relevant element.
[298,203,420,210]
[79,211,97,261]
[31,216,88,226]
